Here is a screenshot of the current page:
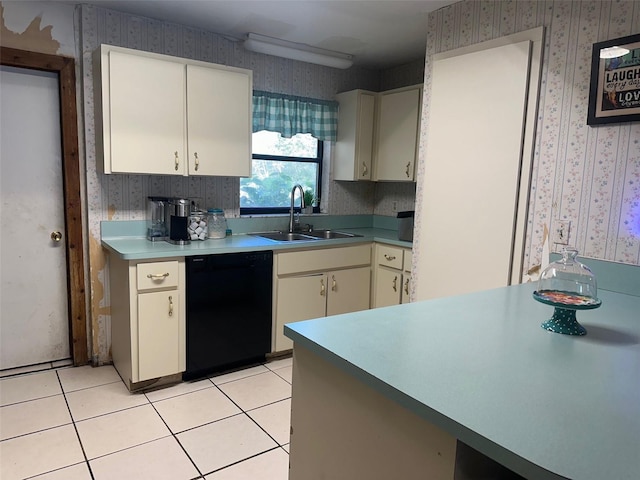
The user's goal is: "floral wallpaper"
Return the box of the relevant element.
[413,0,640,294]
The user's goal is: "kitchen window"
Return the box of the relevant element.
[240,130,323,214]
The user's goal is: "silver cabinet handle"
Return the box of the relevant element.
[320,278,326,296]
[384,254,396,261]
[331,275,337,292]
[194,152,199,171]
[404,278,410,295]
[362,162,368,176]
[174,151,179,171]
[392,275,398,292]
[405,162,411,178]
[168,295,173,316]
[147,272,170,279]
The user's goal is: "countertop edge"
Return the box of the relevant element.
[101,228,411,260]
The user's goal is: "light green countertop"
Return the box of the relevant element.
[285,283,640,480]
[101,219,411,260]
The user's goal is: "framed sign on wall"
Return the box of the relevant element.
[587,33,640,126]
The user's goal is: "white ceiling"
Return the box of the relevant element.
[73,0,457,69]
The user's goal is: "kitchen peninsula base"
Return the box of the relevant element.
[289,345,457,479]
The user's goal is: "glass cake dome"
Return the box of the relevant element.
[533,248,601,336]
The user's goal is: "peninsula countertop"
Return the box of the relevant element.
[284,282,640,480]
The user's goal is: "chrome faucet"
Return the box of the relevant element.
[289,184,306,233]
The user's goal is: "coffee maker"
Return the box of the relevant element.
[146,196,169,242]
[166,198,191,245]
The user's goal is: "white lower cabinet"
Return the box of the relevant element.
[109,256,186,390]
[274,245,371,352]
[137,290,182,381]
[372,244,413,308]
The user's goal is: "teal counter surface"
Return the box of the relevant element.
[101,219,411,260]
[285,283,640,480]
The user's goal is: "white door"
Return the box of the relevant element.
[416,28,543,301]
[0,65,70,369]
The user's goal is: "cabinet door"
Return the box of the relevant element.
[401,273,412,304]
[334,90,375,181]
[137,291,181,381]
[186,65,251,177]
[275,274,327,351]
[374,266,402,308]
[326,267,371,316]
[109,51,186,175]
[374,87,420,181]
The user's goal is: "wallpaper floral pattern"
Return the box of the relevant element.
[414,0,640,288]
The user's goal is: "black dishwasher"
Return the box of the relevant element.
[184,251,273,380]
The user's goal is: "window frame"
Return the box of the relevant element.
[240,139,323,215]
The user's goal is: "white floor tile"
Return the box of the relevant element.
[90,436,199,480]
[75,404,170,459]
[205,448,289,480]
[218,371,291,411]
[264,357,293,371]
[210,365,270,385]
[145,377,213,403]
[0,424,85,480]
[0,394,72,440]
[0,370,61,406]
[30,462,92,480]
[57,365,121,392]
[154,385,241,433]
[178,414,277,475]
[273,365,293,384]
[66,381,148,421]
[247,398,291,445]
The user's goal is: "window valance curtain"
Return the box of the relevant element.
[252,90,338,142]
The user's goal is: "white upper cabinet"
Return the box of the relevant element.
[94,45,252,176]
[334,85,422,182]
[186,65,251,177]
[334,90,376,181]
[107,51,186,175]
[373,86,422,182]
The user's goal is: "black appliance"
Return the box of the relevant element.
[167,198,190,245]
[184,251,273,380]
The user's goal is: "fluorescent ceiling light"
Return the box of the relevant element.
[600,46,630,59]
[244,33,353,69]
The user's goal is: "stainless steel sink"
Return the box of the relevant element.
[250,231,318,242]
[305,230,361,239]
[250,230,362,242]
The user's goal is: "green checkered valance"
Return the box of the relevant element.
[252,90,338,142]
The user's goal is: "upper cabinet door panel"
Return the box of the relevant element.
[334,90,375,181]
[374,87,421,181]
[109,51,186,175]
[186,65,252,177]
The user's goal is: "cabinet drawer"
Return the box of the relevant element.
[403,250,413,272]
[137,261,180,291]
[376,245,403,270]
[277,244,371,276]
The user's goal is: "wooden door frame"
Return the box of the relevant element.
[1,47,88,366]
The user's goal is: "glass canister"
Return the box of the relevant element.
[207,208,227,239]
[187,209,208,241]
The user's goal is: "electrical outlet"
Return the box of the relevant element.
[393,201,397,211]
[552,220,571,245]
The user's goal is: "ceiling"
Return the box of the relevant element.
[71,0,457,69]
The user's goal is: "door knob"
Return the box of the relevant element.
[51,231,62,242]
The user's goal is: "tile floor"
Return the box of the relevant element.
[0,358,293,480]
